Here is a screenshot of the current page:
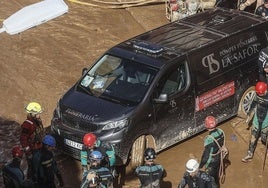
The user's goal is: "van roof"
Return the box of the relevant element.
[110,8,267,68]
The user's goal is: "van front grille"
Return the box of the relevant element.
[62,114,99,132]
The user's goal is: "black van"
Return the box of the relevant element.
[51,8,268,167]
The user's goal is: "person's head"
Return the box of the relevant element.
[42,135,56,151]
[144,147,156,164]
[83,133,97,149]
[264,0,268,8]
[263,61,268,73]
[255,81,267,96]
[185,159,199,176]
[25,102,42,118]
[205,115,217,130]
[12,145,23,159]
[89,150,103,167]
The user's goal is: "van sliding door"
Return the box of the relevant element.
[152,59,196,150]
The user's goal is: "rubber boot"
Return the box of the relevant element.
[242,151,253,163]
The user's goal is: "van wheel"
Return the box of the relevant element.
[237,86,256,119]
[130,135,155,169]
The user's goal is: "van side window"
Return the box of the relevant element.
[160,63,186,95]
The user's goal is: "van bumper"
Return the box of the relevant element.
[51,118,130,165]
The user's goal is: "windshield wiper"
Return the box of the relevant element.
[99,94,129,106]
[77,84,94,96]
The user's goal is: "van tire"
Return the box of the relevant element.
[237,86,256,119]
[130,135,146,169]
[130,135,155,169]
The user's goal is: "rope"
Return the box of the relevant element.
[67,0,165,9]
[90,0,159,5]
[207,129,228,184]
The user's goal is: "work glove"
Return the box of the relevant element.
[87,172,98,186]
[239,3,246,10]
[56,173,64,187]
[23,146,32,156]
[24,146,30,152]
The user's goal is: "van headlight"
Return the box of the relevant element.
[102,119,128,130]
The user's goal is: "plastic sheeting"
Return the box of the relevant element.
[0,0,68,35]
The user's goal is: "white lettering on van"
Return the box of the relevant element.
[65,108,95,121]
[202,53,220,74]
[232,44,259,63]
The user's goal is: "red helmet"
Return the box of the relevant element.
[205,116,217,129]
[255,82,267,95]
[12,146,23,158]
[83,133,97,147]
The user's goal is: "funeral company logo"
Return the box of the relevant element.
[202,53,220,75]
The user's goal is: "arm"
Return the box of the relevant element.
[20,122,32,152]
[239,0,257,10]
[80,146,88,167]
[199,140,212,169]
[32,151,41,183]
[53,159,64,187]
[207,176,217,188]
[80,178,89,188]
[258,57,267,82]
[177,176,187,188]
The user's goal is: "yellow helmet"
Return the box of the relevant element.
[25,102,43,114]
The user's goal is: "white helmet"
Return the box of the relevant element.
[186,159,199,173]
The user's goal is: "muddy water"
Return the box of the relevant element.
[55,119,267,188]
[2,117,267,188]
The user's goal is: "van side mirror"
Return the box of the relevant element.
[82,68,88,76]
[153,93,168,103]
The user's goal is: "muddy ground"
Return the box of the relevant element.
[0,0,268,187]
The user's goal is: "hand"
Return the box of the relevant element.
[24,147,32,157]
[86,172,96,181]
[239,3,246,10]
[56,173,64,187]
[58,181,64,187]
[24,146,30,152]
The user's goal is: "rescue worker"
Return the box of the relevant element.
[32,134,64,188]
[242,81,268,162]
[178,159,217,188]
[199,116,225,187]
[2,146,25,187]
[20,102,44,179]
[135,147,166,188]
[255,0,268,18]
[81,150,114,188]
[258,47,268,83]
[81,133,116,177]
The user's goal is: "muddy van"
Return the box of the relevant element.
[51,8,268,167]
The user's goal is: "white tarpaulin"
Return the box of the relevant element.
[0,0,68,35]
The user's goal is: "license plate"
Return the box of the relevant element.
[64,138,83,150]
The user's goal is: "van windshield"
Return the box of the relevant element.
[78,54,158,105]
